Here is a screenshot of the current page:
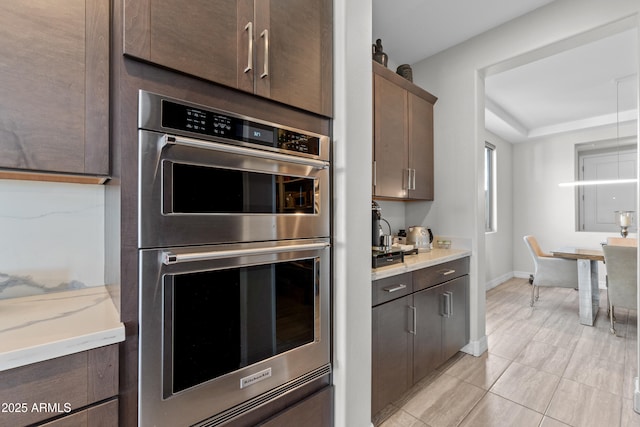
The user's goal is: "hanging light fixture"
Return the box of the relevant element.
[559,75,638,187]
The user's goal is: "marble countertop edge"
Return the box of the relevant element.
[0,285,125,372]
[0,325,124,372]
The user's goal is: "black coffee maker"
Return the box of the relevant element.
[372,201,381,248]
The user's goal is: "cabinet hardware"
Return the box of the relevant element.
[260,29,269,78]
[373,161,377,187]
[409,305,417,334]
[446,291,453,317]
[406,168,411,190]
[439,268,456,276]
[410,168,416,190]
[244,22,253,73]
[383,284,406,293]
[166,135,329,169]
[163,241,329,265]
[442,292,451,318]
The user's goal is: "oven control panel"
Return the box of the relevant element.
[161,99,320,156]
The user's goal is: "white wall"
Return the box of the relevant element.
[333,0,373,425]
[513,121,638,276]
[484,130,514,289]
[409,0,640,357]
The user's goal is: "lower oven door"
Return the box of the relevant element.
[139,239,331,427]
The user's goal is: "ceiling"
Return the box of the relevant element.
[372,0,639,144]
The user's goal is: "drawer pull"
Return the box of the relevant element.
[440,269,456,276]
[383,284,406,293]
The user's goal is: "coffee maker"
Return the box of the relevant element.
[371,201,404,267]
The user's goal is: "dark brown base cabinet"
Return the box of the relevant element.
[0,345,118,427]
[371,258,469,417]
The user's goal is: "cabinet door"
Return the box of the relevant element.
[412,286,443,383]
[255,0,333,116]
[372,296,412,416]
[0,0,109,176]
[442,276,469,361]
[373,74,408,199]
[408,93,434,200]
[124,0,248,92]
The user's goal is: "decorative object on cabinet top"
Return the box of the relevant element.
[373,61,437,103]
[372,38,388,67]
[396,64,413,82]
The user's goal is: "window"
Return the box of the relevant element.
[485,142,496,232]
[578,142,637,232]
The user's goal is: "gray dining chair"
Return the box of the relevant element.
[602,244,637,335]
[523,235,579,307]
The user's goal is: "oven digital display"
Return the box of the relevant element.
[161,99,320,156]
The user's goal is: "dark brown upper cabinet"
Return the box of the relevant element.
[0,0,110,182]
[123,0,333,117]
[373,61,436,200]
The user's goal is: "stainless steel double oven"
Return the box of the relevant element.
[137,91,331,426]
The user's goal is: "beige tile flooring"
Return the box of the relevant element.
[375,277,640,427]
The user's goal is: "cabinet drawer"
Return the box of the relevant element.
[413,257,469,292]
[372,272,413,306]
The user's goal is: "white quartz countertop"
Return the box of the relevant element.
[372,248,472,281]
[0,286,125,372]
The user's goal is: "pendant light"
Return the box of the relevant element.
[559,75,638,187]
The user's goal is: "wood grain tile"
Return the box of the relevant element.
[459,393,543,427]
[539,417,571,427]
[546,378,622,427]
[442,352,510,390]
[563,350,624,396]
[378,409,428,427]
[490,361,560,413]
[487,330,530,360]
[514,340,572,376]
[621,398,640,427]
[401,373,485,427]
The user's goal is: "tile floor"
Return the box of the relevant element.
[374,277,640,427]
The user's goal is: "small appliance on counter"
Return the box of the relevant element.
[371,201,392,251]
[407,226,434,252]
[372,247,404,268]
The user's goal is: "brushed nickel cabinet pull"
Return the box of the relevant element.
[409,305,417,334]
[383,283,406,293]
[440,269,456,276]
[260,29,269,78]
[244,22,253,73]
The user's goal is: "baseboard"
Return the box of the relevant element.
[485,272,515,290]
[461,335,488,357]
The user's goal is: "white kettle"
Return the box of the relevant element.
[407,226,433,252]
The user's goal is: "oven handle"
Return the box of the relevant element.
[164,135,329,169]
[162,242,330,265]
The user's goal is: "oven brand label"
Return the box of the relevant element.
[240,368,272,389]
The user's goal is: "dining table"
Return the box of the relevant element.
[550,247,604,326]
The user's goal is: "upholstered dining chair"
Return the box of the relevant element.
[604,237,637,316]
[523,235,579,307]
[602,244,637,335]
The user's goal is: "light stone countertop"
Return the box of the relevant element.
[0,286,124,372]
[372,248,472,281]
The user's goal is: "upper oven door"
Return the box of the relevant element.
[138,130,330,248]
